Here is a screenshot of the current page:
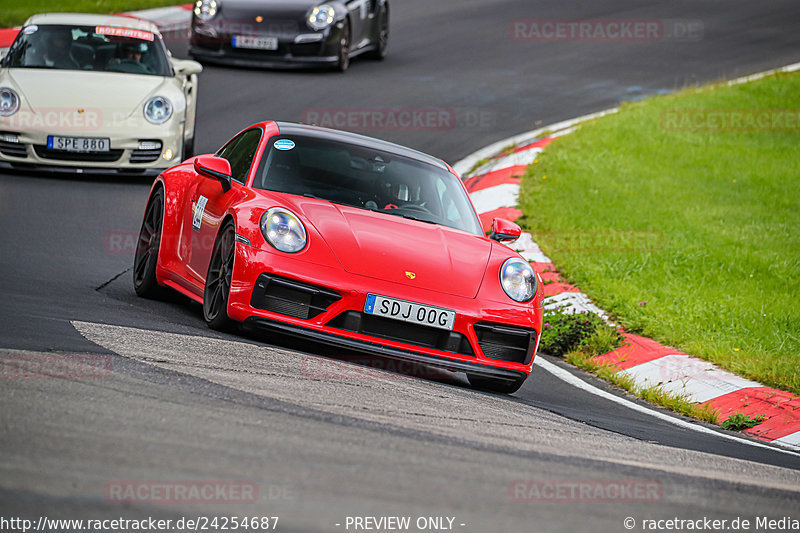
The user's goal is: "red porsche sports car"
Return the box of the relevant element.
[134,122,543,393]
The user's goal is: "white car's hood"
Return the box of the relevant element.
[6,69,177,123]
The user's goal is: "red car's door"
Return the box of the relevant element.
[186,178,234,284]
[184,128,264,287]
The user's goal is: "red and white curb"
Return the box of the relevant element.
[0,4,192,53]
[455,77,800,451]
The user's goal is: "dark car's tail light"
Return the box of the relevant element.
[250,274,340,320]
[474,323,537,365]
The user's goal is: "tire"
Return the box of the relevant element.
[466,373,526,394]
[367,4,388,60]
[335,19,351,72]
[133,188,167,299]
[203,221,236,331]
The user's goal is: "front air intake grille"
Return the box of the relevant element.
[130,141,162,163]
[33,145,123,162]
[327,311,475,357]
[474,323,536,365]
[0,139,27,158]
[250,274,341,320]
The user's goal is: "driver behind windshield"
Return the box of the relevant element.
[106,42,152,73]
[121,43,142,62]
[33,28,79,69]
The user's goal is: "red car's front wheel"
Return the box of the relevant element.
[203,221,236,331]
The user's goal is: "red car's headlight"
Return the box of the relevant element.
[500,258,536,302]
[261,207,307,253]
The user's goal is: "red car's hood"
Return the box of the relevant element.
[288,197,491,299]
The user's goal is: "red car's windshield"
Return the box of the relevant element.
[253,135,484,236]
[2,24,172,77]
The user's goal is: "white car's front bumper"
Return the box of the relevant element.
[0,124,185,176]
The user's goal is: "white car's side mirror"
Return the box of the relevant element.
[171,58,203,77]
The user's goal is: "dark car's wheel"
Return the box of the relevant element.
[203,221,236,331]
[336,19,351,72]
[367,4,389,60]
[467,373,526,394]
[133,188,167,299]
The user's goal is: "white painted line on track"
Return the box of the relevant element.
[726,61,800,87]
[533,356,800,455]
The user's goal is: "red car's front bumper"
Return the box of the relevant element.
[227,242,542,384]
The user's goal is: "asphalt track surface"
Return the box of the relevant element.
[2,1,800,531]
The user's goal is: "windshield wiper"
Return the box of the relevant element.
[383,211,437,225]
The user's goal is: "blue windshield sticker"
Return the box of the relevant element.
[274,139,295,151]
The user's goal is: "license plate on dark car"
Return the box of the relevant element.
[232,35,278,50]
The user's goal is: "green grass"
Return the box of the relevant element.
[720,412,766,431]
[520,71,800,395]
[0,0,186,27]
[539,307,623,357]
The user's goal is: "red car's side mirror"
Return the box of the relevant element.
[194,155,233,192]
[490,218,522,242]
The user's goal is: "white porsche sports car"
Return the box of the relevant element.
[0,13,202,176]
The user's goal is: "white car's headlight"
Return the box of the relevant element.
[261,208,307,253]
[0,87,20,117]
[143,96,173,124]
[308,5,336,31]
[500,258,536,302]
[194,0,219,21]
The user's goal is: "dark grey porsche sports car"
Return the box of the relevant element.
[189,0,389,71]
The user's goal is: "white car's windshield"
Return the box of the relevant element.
[252,135,484,236]
[2,24,172,76]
